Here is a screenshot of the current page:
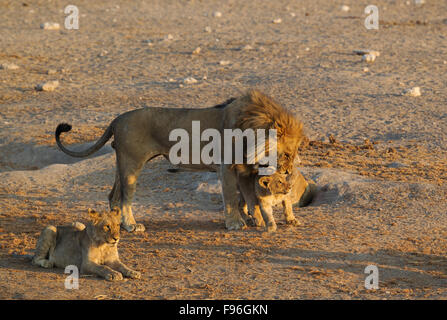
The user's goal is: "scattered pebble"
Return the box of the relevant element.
[341,5,350,12]
[305,47,310,51]
[183,77,198,84]
[290,12,296,17]
[403,87,421,97]
[0,62,19,70]
[212,11,222,18]
[164,34,174,41]
[363,67,370,72]
[36,80,59,92]
[98,50,108,57]
[354,49,380,57]
[272,18,282,24]
[414,0,425,5]
[47,69,57,75]
[192,47,201,55]
[204,26,212,33]
[219,60,230,66]
[362,53,377,63]
[40,22,60,30]
[241,44,254,51]
[143,39,153,46]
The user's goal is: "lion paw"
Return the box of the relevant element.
[40,260,54,268]
[286,218,301,226]
[225,217,247,231]
[126,270,141,279]
[265,222,277,233]
[123,223,145,233]
[105,271,123,281]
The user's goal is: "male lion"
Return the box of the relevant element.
[32,207,141,281]
[55,90,303,232]
[239,167,317,232]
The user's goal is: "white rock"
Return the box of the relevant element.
[414,0,425,5]
[212,11,222,18]
[192,47,201,54]
[183,77,198,84]
[0,62,19,70]
[363,67,370,72]
[403,87,421,97]
[341,5,350,12]
[273,18,282,24]
[164,34,174,41]
[290,12,296,17]
[219,60,230,66]
[204,26,212,33]
[36,80,59,92]
[362,53,376,63]
[241,44,254,51]
[40,22,60,30]
[305,47,310,51]
[354,49,380,57]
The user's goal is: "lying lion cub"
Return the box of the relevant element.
[32,207,141,281]
[239,168,316,232]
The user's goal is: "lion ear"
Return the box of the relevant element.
[258,176,271,189]
[88,208,101,224]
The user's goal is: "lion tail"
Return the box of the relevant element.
[55,122,114,158]
[298,182,317,207]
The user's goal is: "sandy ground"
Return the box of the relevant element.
[0,0,446,299]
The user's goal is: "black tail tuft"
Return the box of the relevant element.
[55,123,72,137]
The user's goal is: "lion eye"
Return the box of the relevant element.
[104,225,110,232]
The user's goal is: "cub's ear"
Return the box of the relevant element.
[258,176,271,189]
[87,208,101,224]
[111,206,121,217]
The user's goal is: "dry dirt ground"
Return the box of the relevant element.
[0,0,446,299]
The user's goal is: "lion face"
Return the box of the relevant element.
[276,134,302,174]
[258,173,292,195]
[88,207,121,245]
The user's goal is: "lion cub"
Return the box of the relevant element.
[240,168,316,232]
[32,207,141,281]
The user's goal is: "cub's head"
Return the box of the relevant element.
[87,207,121,245]
[258,173,292,195]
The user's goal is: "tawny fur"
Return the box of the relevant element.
[55,89,304,232]
[239,167,317,232]
[32,208,141,281]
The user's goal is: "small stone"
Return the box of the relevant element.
[341,5,350,12]
[362,53,376,63]
[40,22,60,30]
[183,77,198,84]
[414,0,425,5]
[47,69,57,75]
[241,44,254,51]
[0,62,19,70]
[36,80,59,92]
[219,60,230,66]
[354,49,380,57]
[273,18,282,24]
[98,50,108,57]
[143,39,153,46]
[305,47,310,51]
[403,87,421,97]
[164,34,174,41]
[290,12,296,17]
[192,47,201,54]
[212,11,222,18]
[204,26,212,33]
[363,67,370,72]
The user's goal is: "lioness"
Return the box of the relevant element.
[32,207,141,281]
[55,90,303,232]
[239,168,317,232]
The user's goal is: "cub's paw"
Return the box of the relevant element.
[105,271,123,281]
[126,270,141,279]
[40,260,54,268]
[286,218,301,226]
[265,222,277,233]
